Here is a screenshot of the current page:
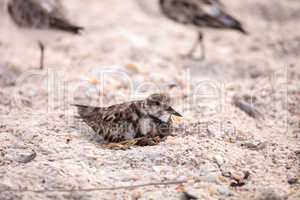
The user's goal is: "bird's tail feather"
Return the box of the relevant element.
[50,18,83,34]
[219,14,248,34]
[71,104,99,117]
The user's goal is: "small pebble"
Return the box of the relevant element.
[201,172,220,183]
[241,142,267,150]
[18,150,37,163]
[217,186,233,197]
[256,189,283,200]
[287,177,298,185]
[214,155,225,166]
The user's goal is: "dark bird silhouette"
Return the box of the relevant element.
[73,93,182,143]
[7,0,83,70]
[159,0,247,59]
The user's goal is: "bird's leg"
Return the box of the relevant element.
[38,41,45,70]
[198,32,205,60]
[186,32,199,58]
[185,31,205,60]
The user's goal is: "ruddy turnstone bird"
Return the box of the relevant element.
[6,0,83,69]
[73,93,182,144]
[159,0,247,59]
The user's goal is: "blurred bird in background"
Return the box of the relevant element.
[159,0,248,60]
[6,0,83,70]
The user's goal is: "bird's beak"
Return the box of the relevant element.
[167,106,182,117]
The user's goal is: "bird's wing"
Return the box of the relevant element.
[193,0,246,32]
[197,0,223,17]
[160,0,199,24]
[7,0,46,28]
[160,0,246,32]
[73,102,139,131]
[8,0,82,33]
[101,102,139,123]
[32,0,64,17]
[160,0,224,24]
[34,0,83,34]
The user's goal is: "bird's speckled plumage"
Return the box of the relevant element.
[73,94,182,143]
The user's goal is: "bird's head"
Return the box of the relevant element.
[145,93,182,123]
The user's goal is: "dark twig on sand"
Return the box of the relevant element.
[0,180,192,193]
[232,96,263,119]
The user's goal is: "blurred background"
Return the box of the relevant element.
[0,0,299,117]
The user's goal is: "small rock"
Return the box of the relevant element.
[231,171,246,181]
[256,189,283,200]
[125,63,140,73]
[6,149,37,164]
[207,125,221,137]
[17,150,37,164]
[287,177,298,185]
[295,150,300,158]
[232,95,263,119]
[164,136,178,145]
[199,164,218,175]
[217,186,233,197]
[241,142,267,150]
[201,172,220,183]
[230,171,250,187]
[214,155,225,166]
[181,192,198,200]
[132,191,142,200]
[0,64,20,87]
[152,165,170,174]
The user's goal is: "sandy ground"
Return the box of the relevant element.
[0,0,300,199]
